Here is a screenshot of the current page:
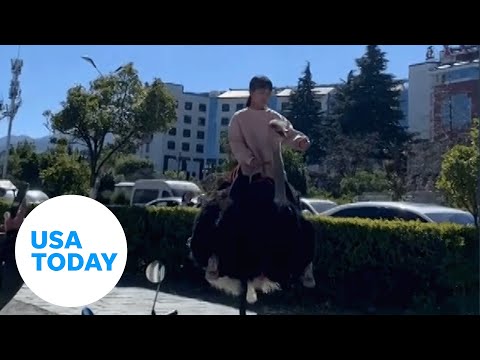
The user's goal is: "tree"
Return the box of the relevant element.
[437,119,479,221]
[40,141,90,197]
[284,62,327,164]
[340,170,390,198]
[114,155,155,181]
[218,130,237,173]
[283,148,308,195]
[332,45,411,156]
[7,141,42,188]
[285,62,322,135]
[163,170,187,181]
[44,63,177,189]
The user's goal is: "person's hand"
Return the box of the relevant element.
[298,138,310,152]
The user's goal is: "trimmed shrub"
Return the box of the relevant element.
[112,206,477,313]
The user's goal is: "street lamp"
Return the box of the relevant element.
[81,55,103,76]
[81,56,125,77]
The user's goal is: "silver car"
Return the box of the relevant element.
[300,198,338,215]
[321,201,475,226]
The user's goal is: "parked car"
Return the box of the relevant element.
[321,201,475,226]
[25,190,49,206]
[145,195,200,208]
[130,179,202,206]
[145,197,183,208]
[300,198,338,215]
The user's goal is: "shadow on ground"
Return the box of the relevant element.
[117,269,354,315]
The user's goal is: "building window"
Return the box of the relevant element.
[167,141,175,150]
[184,102,192,111]
[440,93,472,130]
[197,131,205,140]
[222,104,230,112]
[199,103,207,112]
[221,117,229,126]
[183,129,191,138]
[445,67,480,83]
[145,143,150,153]
[281,102,289,111]
[184,115,192,124]
[196,144,204,153]
[168,127,176,136]
[198,117,206,126]
[182,143,190,152]
[236,103,244,111]
[175,100,179,108]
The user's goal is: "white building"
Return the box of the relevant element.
[137,83,217,180]
[407,45,479,140]
[137,84,336,179]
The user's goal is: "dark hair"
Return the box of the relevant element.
[247,75,273,107]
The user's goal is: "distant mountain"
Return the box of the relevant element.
[0,133,115,153]
[0,135,52,153]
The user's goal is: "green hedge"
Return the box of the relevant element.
[4,198,476,313]
[107,206,478,314]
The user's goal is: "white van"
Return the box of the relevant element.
[130,179,202,206]
[113,182,135,199]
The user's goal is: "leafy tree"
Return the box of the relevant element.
[40,141,90,197]
[114,155,155,181]
[163,170,187,181]
[340,170,390,198]
[218,130,237,173]
[7,141,42,188]
[44,63,177,189]
[437,119,479,221]
[283,148,308,195]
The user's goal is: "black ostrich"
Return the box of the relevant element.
[189,119,315,311]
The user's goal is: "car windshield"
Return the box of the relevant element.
[309,201,337,213]
[425,212,476,226]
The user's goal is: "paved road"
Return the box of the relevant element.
[0,284,255,315]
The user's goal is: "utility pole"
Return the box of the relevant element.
[1,54,23,179]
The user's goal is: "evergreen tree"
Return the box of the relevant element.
[284,62,327,164]
[285,62,322,137]
[333,45,411,156]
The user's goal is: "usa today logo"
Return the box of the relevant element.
[15,195,127,308]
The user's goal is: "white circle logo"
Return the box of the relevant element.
[15,195,128,308]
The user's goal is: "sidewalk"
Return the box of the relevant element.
[0,284,256,315]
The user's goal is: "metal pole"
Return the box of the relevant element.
[2,103,15,178]
[2,57,22,179]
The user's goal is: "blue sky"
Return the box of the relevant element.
[0,45,438,138]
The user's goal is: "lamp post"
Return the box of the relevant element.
[81,55,124,77]
[81,56,103,76]
[80,55,125,199]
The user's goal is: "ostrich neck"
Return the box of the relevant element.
[272,141,288,205]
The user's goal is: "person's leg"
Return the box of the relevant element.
[0,252,24,311]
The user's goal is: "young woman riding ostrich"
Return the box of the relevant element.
[189,75,316,303]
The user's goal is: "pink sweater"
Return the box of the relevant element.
[228,107,309,179]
